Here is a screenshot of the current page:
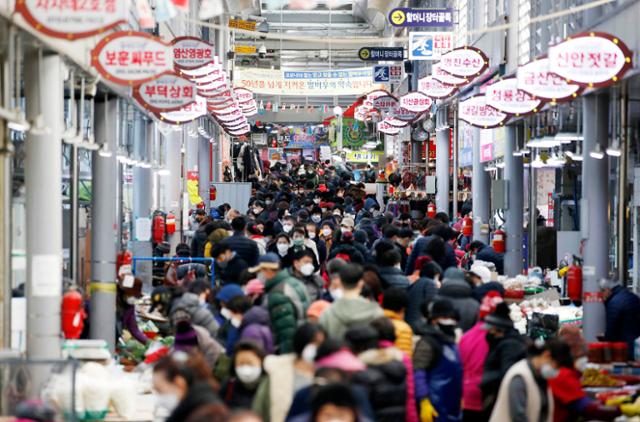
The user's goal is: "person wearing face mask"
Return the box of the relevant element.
[374,241,410,290]
[171,308,225,371]
[280,216,296,235]
[225,296,274,354]
[489,339,567,422]
[290,250,324,301]
[117,276,150,345]
[152,352,220,422]
[435,268,480,332]
[167,280,220,338]
[253,323,325,422]
[324,258,348,302]
[291,227,320,266]
[250,200,268,221]
[268,233,294,268]
[480,302,527,417]
[547,327,621,422]
[413,299,463,422]
[211,243,249,286]
[320,222,335,253]
[221,341,267,410]
[214,283,245,345]
[305,222,327,266]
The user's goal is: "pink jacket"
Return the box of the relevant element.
[459,321,489,411]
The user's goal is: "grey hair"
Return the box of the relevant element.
[599,278,620,290]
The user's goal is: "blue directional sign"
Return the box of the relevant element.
[389,8,454,27]
[373,65,390,83]
[358,47,404,61]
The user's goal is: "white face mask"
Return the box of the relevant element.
[300,263,315,277]
[277,243,290,257]
[155,393,179,416]
[438,318,457,326]
[308,231,317,239]
[313,198,321,204]
[541,363,559,379]
[311,215,321,223]
[220,307,232,320]
[322,228,332,237]
[329,288,343,300]
[230,317,241,328]
[126,297,137,305]
[282,224,293,233]
[575,356,588,372]
[301,344,317,363]
[235,365,262,384]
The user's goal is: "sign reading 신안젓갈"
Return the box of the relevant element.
[458,95,508,129]
[14,0,127,39]
[548,32,633,88]
[132,73,196,113]
[516,57,582,103]
[92,31,173,86]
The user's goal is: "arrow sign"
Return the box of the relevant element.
[358,47,404,61]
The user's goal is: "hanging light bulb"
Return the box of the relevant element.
[589,143,604,160]
[606,142,621,157]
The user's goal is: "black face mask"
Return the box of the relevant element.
[438,323,457,338]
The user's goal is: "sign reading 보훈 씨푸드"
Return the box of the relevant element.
[358,47,404,61]
[388,8,453,27]
[409,32,453,60]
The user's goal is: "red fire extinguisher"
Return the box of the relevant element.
[427,203,436,218]
[166,213,176,235]
[492,229,506,253]
[61,289,85,339]
[152,214,166,243]
[210,185,217,201]
[116,249,132,275]
[461,216,473,237]
[567,257,583,302]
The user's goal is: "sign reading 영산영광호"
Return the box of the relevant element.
[171,37,217,70]
[14,0,127,40]
[92,31,173,86]
[233,67,385,96]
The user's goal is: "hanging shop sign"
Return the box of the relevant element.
[372,95,399,113]
[346,151,384,163]
[92,31,172,86]
[517,57,582,103]
[384,117,409,128]
[157,95,207,125]
[408,32,454,60]
[377,121,401,135]
[485,77,542,116]
[358,47,405,61]
[233,87,254,103]
[216,109,244,122]
[458,95,508,129]
[392,107,423,122]
[234,67,384,96]
[399,92,432,113]
[438,46,489,78]
[418,75,457,99]
[372,65,403,83]
[388,8,453,27]
[132,73,196,113]
[228,18,256,31]
[198,80,227,93]
[178,63,221,78]
[14,0,127,40]
[234,45,257,55]
[548,32,633,88]
[227,125,251,136]
[171,37,217,70]
[190,67,225,84]
[243,108,258,117]
[432,63,468,86]
[200,87,231,99]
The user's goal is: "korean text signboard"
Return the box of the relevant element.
[458,95,508,129]
[485,78,542,116]
[438,46,489,78]
[132,73,196,113]
[388,8,453,27]
[228,18,256,31]
[234,67,384,96]
[157,95,207,125]
[418,76,457,99]
[15,0,127,40]
[377,121,401,135]
[517,57,582,103]
[373,95,399,113]
[92,31,172,86]
[409,32,453,60]
[432,62,467,86]
[358,47,404,61]
[399,92,432,113]
[548,32,632,88]
[171,37,217,70]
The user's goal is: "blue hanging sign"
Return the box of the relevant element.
[358,47,405,61]
[388,8,454,27]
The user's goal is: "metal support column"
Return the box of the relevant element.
[90,99,119,350]
[617,83,628,283]
[24,52,64,360]
[581,94,609,342]
[436,107,450,214]
[504,124,524,276]
[163,131,182,251]
[69,144,79,284]
[133,117,152,288]
[0,119,12,348]
[452,105,459,219]
[198,134,211,210]
[472,127,490,243]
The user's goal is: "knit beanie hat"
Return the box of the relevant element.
[174,321,199,352]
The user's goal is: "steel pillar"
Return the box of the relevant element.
[185,125,198,172]
[133,117,152,288]
[198,135,211,209]
[24,52,63,360]
[90,99,119,350]
[436,107,450,214]
[163,131,182,251]
[581,94,609,342]
[504,124,524,276]
[472,127,490,243]
[452,106,459,219]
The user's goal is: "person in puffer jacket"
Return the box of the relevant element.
[435,268,479,332]
[347,325,408,422]
[239,305,275,355]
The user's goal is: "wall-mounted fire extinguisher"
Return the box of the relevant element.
[566,256,583,302]
[461,216,473,237]
[152,213,166,244]
[492,229,506,253]
[209,185,217,201]
[427,203,436,218]
[116,249,132,275]
[61,289,85,339]
[166,213,176,235]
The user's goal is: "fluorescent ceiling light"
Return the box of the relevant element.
[156,168,171,176]
[590,144,604,160]
[526,136,561,148]
[606,146,621,157]
[554,132,583,143]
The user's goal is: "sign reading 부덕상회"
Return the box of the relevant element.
[132,73,196,113]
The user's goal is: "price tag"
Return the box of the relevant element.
[122,275,135,288]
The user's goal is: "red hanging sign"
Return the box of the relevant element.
[548,32,633,88]
[485,77,543,116]
[92,31,172,86]
[391,107,424,122]
[15,0,127,40]
[517,56,583,104]
[373,95,399,113]
[377,121,401,135]
[132,73,196,113]
[432,62,468,86]
[458,95,508,129]
[171,37,217,70]
[439,46,489,78]
[156,95,207,125]
[385,117,409,128]
[233,87,254,103]
[418,75,457,99]
[399,92,433,113]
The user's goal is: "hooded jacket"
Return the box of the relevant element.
[215,254,249,286]
[378,266,410,290]
[225,231,260,267]
[171,292,219,337]
[435,276,479,332]
[383,309,414,358]
[459,322,489,412]
[406,276,438,332]
[319,296,383,340]
[239,306,275,354]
